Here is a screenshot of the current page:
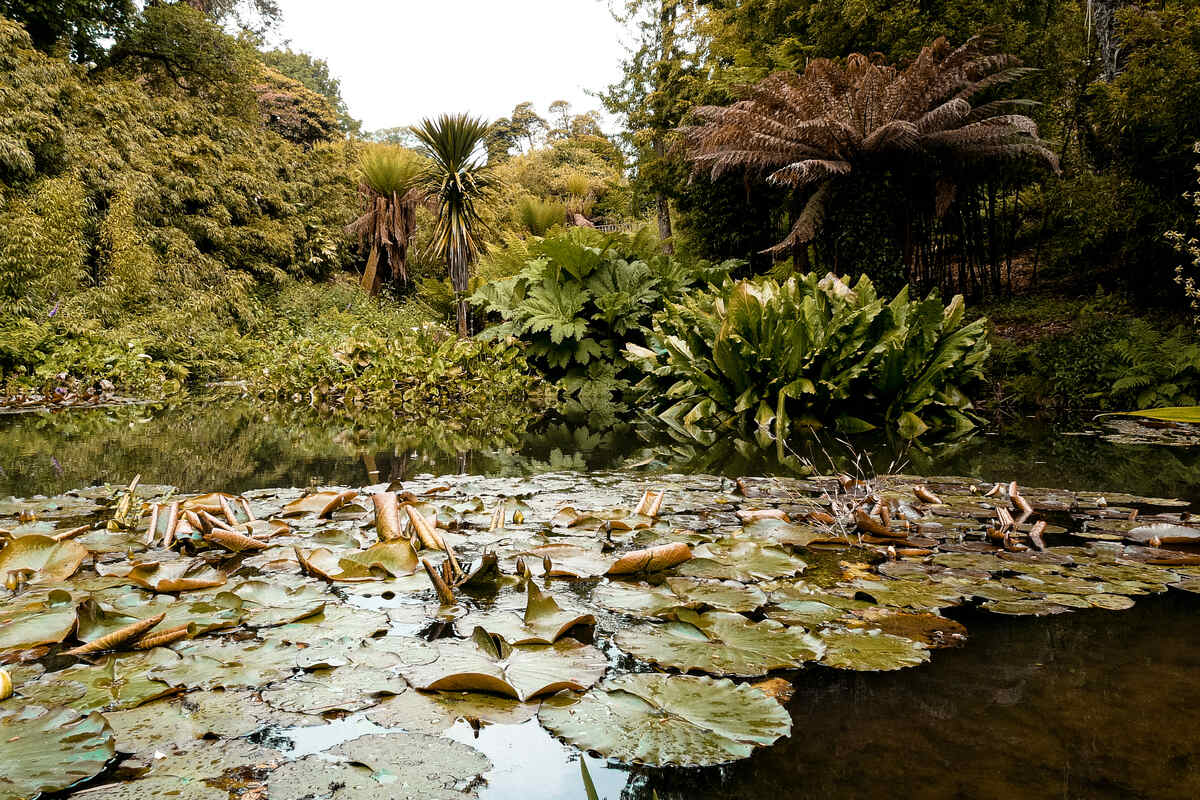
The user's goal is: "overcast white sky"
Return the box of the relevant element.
[271,0,628,133]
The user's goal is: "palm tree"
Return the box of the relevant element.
[346,145,426,295]
[413,113,495,337]
[682,37,1059,277]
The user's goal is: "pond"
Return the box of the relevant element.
[2,402,1200,800]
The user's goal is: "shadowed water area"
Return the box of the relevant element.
[3,402,1200,800]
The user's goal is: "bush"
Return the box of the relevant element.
[625,272,991,440]
[471,227,741,409]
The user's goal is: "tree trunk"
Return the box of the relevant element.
[361,246,381,296]
[656,192,673,254]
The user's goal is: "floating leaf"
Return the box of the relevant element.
[266,732,488,800]
[607,542,692,574]
[520,543,611,578]
[0,705,115,800]
[849,607,968,647]
[0,591,77,652]
[538,673,792,767]
[819,629,931,671]
[101,690,315,755]
[615,610,824,676]
[456,581,595,644]
[281,489,358,518]
[261,666,407,715]
[230,580,326,627]
[399,627,606,701]
[20,649,180,712]
[0,535,87,584]
[677,540,807,582]
[148,638,298,690]
[366,688,539,733]
[126,559,226,592]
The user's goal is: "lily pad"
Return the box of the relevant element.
[21,649,180,712]
[126,559,227,592]
[230,580,327,627]
[0,705,115,800]
[0,590,78,652]
[148,638,299,690]
[267,732,489,800]
[261,666,406,715]
[366,688,540,733]
[538,673,792,767]
[0,535,87,583]
[101,690,315,755]
[615,610,824,676]
[818,629,931,671]
[677,540,806,582]
[399,627,606,701]
[455,581,595,644]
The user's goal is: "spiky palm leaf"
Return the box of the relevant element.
[683,37,1059,254]
[413,113,495,336]
[346,145,426,293]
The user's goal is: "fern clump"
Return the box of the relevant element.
[471,227,741,410]
[625,272,991,440]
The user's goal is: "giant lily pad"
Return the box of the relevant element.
[74,739,280,800]
[818,629,931,671]
[615,610,824,676]
[399,627,606,701]
[0,705,115,800]
[677,540,806,582]
[454,581,595,644]
[0,535,87,583]
[538,673,792,767]
[296,541,419,581]
[366,688,540,733]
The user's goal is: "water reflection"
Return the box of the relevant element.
[4,402,1200,503]
[625,590,1200,800]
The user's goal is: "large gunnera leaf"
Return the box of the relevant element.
[539,673,792,767]
[614,610,824,676]
[0,705,115,800]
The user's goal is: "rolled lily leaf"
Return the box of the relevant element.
[281,489,358,518]
[607,542,692,575]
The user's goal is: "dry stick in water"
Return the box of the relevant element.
[422,558,455,605]
[373,493,405,541]
[62,613,167,656]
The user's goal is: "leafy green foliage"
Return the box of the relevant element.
[626,272,990,440]
[248,303,539,421]
[515,197,566,236]
[472,227,739,409]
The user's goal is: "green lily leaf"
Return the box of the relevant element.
[538,673,792,767]
[0,705,115,800]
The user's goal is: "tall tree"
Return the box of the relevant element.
[414,113,495,337]
[602,0,703,253]
[684,37,1059,292]
[0,0,136,62]
[260,47,359,135]
[346,146,426,295]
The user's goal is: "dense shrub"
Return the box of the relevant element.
[471,227,740,409]
[625,273,991,440]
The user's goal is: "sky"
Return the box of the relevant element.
[271,0,629,133]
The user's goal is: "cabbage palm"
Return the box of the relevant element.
[413,113,495,337]
[346,145,426,295]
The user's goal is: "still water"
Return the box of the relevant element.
[5,401,1200,799]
